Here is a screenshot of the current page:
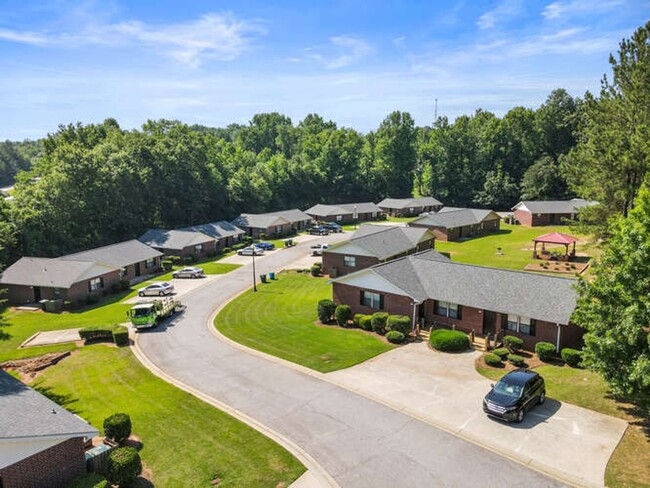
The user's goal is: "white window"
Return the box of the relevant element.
[336,215,342,221]
[89,277,103,291]
[195,244,203,254]
[436,301,460,319]
[275,225,282,233]
[372,211,377,217]
[506,314,534,335]
[145,258,155,269]
[409,207,414,213]
[361,291,382,309]
[344,256,356,267]
[119,267,126,278]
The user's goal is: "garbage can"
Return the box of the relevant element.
[260,274,267,283]
[269,272,276,280]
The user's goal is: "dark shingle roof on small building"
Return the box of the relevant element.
[232,209,311,229]
[409,208,500,229]
[139,229,213,251]
[378,196,443,210]
[61,239,162,269]
[513,198,597,214]
[181,221,245,239]
[0,257,117,288]
[305,202,381,217]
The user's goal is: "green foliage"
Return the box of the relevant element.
[429,329,469,352]
[508,354,525,367]
[79,325,115,342]
[310,264,321,277]
[493,348,510,360]
[370,312,389,334]
[352,313,364,328]
[317,299,336,323]
[334,304,352,326]
[85,295,100,305]
[385,331,405,344]
[503,335,524,353]
[161,260,173,271]
[359,315,373,331]
[484,353,502,367]
[112,326,129,346]
[103,413,132,443]
[561,348,583,367]
[535,342,557,362]
[66,473,109,488]
[386,315,411,335]
[574,184,650,401]
[107,447,142,487]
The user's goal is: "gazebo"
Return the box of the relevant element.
[533,232,578,260]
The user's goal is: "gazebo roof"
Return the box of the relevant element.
[533,232,578,245]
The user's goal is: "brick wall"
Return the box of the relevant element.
[332,283,414,318]
[68,270,121,304]
[323,253,380,277]
[0,437,86,488]
[513,209,534,226]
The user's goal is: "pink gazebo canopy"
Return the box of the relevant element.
[533,232,578,245]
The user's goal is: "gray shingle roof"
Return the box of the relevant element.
[181,221,245,239]
[272,208,312,223]
[0,257,117,288]
[0,370,98,440]
[378,196,443,210]
[305,202,381,217]
[139,229,213,251]
[513,198,597,214]
[339,250,577,324]
[61,239,162,268]
[410,208,500,229]
[232,209,311,229]
[327,224,436,261]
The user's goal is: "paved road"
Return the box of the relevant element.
[137,236,564,487]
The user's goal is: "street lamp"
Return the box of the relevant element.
[252,244,257,292]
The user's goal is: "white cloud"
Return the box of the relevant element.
[543,0,624,20]
[477,0,524,29]
[325,35,372,69]
[0,13,265,67]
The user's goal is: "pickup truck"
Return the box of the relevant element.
[309,244,330,256]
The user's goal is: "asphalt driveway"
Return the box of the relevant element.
[136,235,564,488]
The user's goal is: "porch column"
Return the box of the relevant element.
[411,301,418,331]
[556,323,561,351]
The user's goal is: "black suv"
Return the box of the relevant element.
[308,226,329,236]
[320,222,343,233]
[483,369,545,423]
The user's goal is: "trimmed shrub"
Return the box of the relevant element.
[429,329,469,352]
[221,247,231,254]
[493,347,509,360]
[112,326,129,346]
[111,282,122,294]
[503,335,524,353]
[561,348,582,367]
[484,353,502,367]
[232,243,246,251]
[161,260,173,271]
[334,304,353,326]
[317,299,336,323]
[85,294,100,305]
[242,236,253,244]
[359,315,373,331]
[119,280,130,291]
[169,255,182,265]
[310,264,321,277]
[385,331,405,344]
[535,342,556,362]
[508,354,525,367]
[386,315,411,335]
[353,313,364,328]
[107,447,142,487]
[103,413,132,443]
[66,473,109,488]
[371,312,389,334]
[79,326,114,343]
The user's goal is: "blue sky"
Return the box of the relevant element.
[0,0,647,139]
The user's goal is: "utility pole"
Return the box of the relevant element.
[252,247,257,292]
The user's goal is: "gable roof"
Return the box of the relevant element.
[0,257,117,288]
[181,221,245,239]
[409,208,500,229]
[139,229,213,251]
[377,196,443,210]
[0,370,97,442]
[305,202,381,217]
[326,224,437,261]
[513,198,597,214]
[61,239,162,269]
[232,209,311,229]
[272,208,312,223]
[333,250,577,325]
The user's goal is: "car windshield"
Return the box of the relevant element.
[132,307,152,317]
[493,380,523,398]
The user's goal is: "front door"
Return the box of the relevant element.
[483,310,497,335]
[135,263,141,277]
[33,286,42,302]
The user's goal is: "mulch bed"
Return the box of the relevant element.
[524,261,590,275]
[476,349,550,372]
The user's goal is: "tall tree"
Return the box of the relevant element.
[374,111,417,198]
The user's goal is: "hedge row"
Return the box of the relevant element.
[79,324,129,346]
[318,305,411,343]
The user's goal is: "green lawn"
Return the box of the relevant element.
[214,273,393,372]
[34,345,305,487]
[435,223,599,272]
[476,363,650,487]
[385,215,417,223]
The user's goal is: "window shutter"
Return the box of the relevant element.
[100,277,104,288]
[433,300,438,315]
[457,305,462,320]
[360,290,364,306]
[379,294,384,310]
[530,319,536,337]
[88,281,92,292]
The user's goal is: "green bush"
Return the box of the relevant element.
[242,236,253,244]
[508,354,525,367]
[66,473,109,488]
[103,413,132,443]
[161,260,173,271]
[221,247,231,254]
[169,255,182,265]
[310,264,321,277]
[119,280,130,291]
[107,447,142,487]
[385,331,405,344]
[79,326,114,343]
[484,353,502,366]
[334,304,353,326]
[535,341,556,362]
[317,299,336,323]
[371,312,389,334]
[353,313,364,328]
[493,347,509,360]
[386,315,411,335]
[110,282,122,294]
[429,329,469,352]
[85,294,100,305]
[503,335,524,352]
[359,315,373,331]
[232,243,246,251]
[561,348,582,367]
[112,326,129,346]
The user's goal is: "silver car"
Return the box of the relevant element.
[172,266,205,279]
[237,246,264,256]
[138,282,175,297]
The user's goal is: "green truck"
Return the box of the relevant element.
[127,297,184,329]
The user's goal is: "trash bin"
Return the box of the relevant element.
[260,274,267,283]
[269,272,276,280]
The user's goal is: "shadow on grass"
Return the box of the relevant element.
[32,382,80,414]
[608,393,650,438]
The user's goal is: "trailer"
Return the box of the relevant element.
[127,297,184,329]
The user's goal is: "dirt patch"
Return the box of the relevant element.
[524,260,590,275]
[1,351,76,381]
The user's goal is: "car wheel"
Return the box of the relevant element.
[516,409,525,423]
[192,274,197,278]
[538,391,546,405]
[138,292,144,297]
[159,291,164,296]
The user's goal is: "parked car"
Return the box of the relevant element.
[321,222,342,233]
[138,282,175,297]
[309,243,330,256]
[172,266,205,279]
[237,246,264,256]
[254,241,275,251]
[308,226,330,236]
[483,369,545,423]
